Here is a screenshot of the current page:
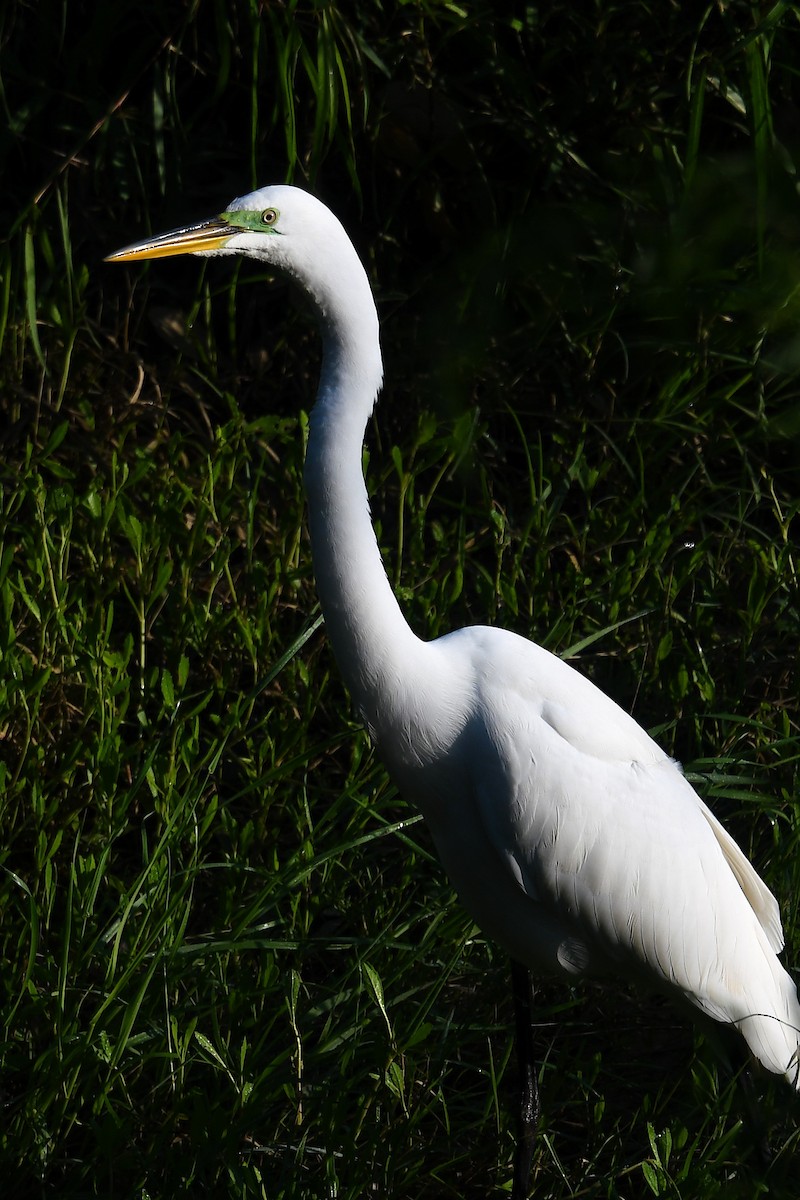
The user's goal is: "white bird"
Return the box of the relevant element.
[107,185,800,1191]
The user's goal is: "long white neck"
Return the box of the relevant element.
[302,246,422,734]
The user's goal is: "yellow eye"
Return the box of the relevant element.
[261,208,279,226]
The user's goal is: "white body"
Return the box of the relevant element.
[110,185,800,1087]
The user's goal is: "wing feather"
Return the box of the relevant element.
[461,630,784,1018]
[698,805,784,952]
[423,627,799,1081]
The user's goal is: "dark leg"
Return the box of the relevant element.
[739,1062,772,1167]
[511,959,539,1200]
[715,1022,772,1166]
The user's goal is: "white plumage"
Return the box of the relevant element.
[108,184,800,1092]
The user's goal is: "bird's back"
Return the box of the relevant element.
[387,624,800,1086]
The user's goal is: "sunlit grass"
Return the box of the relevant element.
[2,2,800,1197]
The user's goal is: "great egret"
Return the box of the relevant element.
[107,185,800,1194]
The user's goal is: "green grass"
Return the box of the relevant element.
[2,2,800,1196]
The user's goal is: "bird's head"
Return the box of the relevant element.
[105,184,333,262]
[106,184,377,351]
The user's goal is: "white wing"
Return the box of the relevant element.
[418,626,800,1083]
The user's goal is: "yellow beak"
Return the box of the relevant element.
[105,217,232,262]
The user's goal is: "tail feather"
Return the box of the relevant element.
[735,959,800,1088]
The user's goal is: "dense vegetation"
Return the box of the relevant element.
[2,2,799,1196]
